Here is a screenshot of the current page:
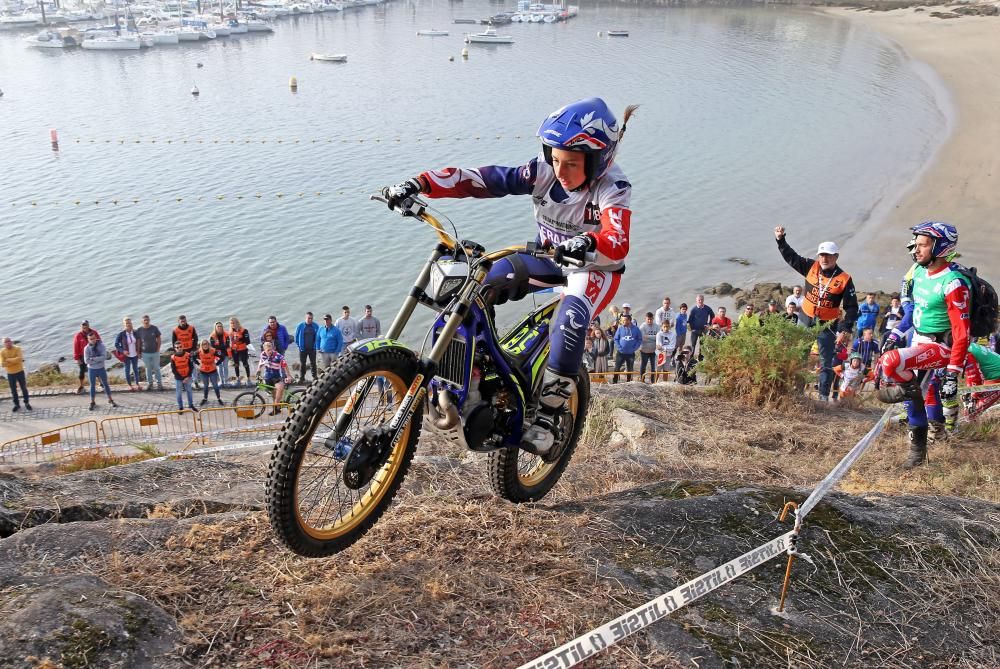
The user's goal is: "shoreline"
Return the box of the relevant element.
[824,8,1000,287]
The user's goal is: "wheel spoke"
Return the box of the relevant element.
[292,370,411,538]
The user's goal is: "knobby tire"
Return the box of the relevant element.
[487,371,590,502]
[266,348,421,557]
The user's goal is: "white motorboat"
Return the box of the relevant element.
[465,26,513,44]
[227,19,249,33]
[244,18,273,32]
[144,29,179,44]
[24,30,68,48]
[543,14,555,23]
[416,29,448,36]
[176,26,202,41]
[210,22,230,35]
[528,13,542,22]
[310,52,347,61]
[81,34,141,49]
[0,13,41,27]
[509,13,523,22]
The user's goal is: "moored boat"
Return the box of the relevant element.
[81,34,141,49]
[24,30,68,48]
[416,29,448,36]
[310,52,347,61]
[465,26,513,44]
[607,29,628,37]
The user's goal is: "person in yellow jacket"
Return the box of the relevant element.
[2,337,32,412]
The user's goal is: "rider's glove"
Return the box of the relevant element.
[382,178,423,210]
[554,234,595,265]
[881,330,903,354]
[940,370,959,400]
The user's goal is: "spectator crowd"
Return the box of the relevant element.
[4,306,383,412]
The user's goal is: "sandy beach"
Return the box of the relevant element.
[827,8,1000,288]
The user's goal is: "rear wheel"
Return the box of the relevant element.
[488,371,589,502]
[232,391,267,419]
[266,349,422,557]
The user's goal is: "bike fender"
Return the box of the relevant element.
[351,337,412,356]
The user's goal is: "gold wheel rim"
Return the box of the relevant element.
[518,387,578,487]
[293,371,411,540]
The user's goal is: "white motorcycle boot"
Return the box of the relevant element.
[522,369,576,456]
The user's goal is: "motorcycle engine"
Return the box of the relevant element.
[462,354,510,451]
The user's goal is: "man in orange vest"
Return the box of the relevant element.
[775,226,859,401]
[172,315,200,389]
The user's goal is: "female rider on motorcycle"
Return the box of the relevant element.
[384,97,638,455]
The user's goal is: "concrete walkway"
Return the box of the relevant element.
[0,380,312,445]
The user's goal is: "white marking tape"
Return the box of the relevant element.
[517,530,796,669]
[144,439,274,462]
[520,405,901,668]
[961,383,1000,395]
[797,407,893,522]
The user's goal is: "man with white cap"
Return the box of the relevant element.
[775,226,859,401]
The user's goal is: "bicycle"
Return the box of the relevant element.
[232,377,305,418]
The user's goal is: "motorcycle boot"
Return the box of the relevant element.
[522,369,576,456]
[927,421,949,445]
[942,396,960,433]
[877,376,922,404]
[904,425,929,469]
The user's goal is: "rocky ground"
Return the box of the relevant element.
[0,383,997,668]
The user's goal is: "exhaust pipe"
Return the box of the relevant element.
[430,388,461,431]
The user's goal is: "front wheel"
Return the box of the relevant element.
[487,371,589,503]
[266,348,422,557]
[232,391,267,418]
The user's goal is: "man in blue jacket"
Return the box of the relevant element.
[686,295,716,359]
[294,312,321,383]
[260,316,291,355]
[612,313,642,384]
[857,293,880,333]
[317,314,344,371]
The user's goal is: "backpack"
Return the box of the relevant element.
[954,265,999,338]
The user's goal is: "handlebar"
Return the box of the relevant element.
[371,193,595,268]
[525,240,594,268]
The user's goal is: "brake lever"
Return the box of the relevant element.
[369,193,426,217]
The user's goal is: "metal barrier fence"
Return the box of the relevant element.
[2,374,680,464]
[194,404,291,448]
[100,410,201,450]
[589,370,670,384]
[0,420,102,465]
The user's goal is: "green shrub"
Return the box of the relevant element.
[699,316,817,405]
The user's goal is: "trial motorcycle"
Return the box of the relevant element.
[266,194,592,557]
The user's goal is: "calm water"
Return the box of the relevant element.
[0,2,947,365]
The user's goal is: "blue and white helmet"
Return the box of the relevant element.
[909,221,958,260]
[538,97,622,184]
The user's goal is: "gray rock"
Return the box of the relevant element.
[557,482,1000,668]
[0,574,183,669]
[36,362,61,375]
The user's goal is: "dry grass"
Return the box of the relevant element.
[48,383,999,667]
[585,384,1000,503]
[90,503,679,668]
[56,444,164,473]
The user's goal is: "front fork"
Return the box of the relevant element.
[331,255,492,452]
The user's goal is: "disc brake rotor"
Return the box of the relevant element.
[342,426,393,489]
